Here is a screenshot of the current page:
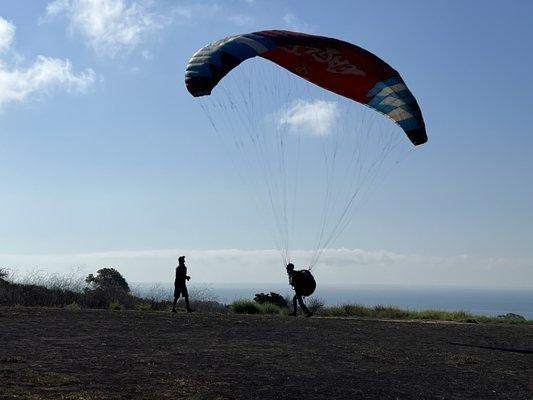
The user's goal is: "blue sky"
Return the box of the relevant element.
[0,0,532,287]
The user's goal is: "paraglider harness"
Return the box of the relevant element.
[290,269,316,297]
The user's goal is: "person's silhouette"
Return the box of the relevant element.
[172,256,194,313]
[286,263,315,317]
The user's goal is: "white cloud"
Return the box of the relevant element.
[170,4,252,28]
[0,17,15,53]
[0,56,95,108]
[282,12,310,32]
[278,99,339,136]
[228,14,254,26]
[2,248,532,288]
[45,0,167,57]
[171,6,193,20]
[141,49,153,61]
[0,17,95,110]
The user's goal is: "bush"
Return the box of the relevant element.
[307,297,325,314]
[0,268,231,313]
[325,304,372,317]
[230,300,261,314]
[0,268,8,282]
[448,310,476,322]
[497,313,527,324]
[373,305,411,319]
[412,309,444,320]
[108,300,125,311]
[83,287,134,309]
[254,292,288,309]
[86,268,130,293]
[258,302,282,314]
[0,282,81,308]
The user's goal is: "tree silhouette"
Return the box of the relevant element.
[0,268,8,283]
[86,268,130,293]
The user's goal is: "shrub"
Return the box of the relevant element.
[307,297,325,314]
[230,300,261,314]
[0,269,229,313]
[497,313,527,324]
[86,268,130,293]
[325,304,372,317]
[0,282,81,308]
[373,305,410,319]
[448,310,476,322]
[108,300,125,311]
[280,306,291,316]
[412,309,444,320]
[0,268,8,282]
[254,292,288,309]
[258,302,282,314]
[83,287,134,309]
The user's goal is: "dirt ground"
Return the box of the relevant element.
[0,307,531,399]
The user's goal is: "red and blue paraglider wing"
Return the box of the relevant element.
[185,30,427,145]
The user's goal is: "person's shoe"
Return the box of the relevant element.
[171,308,177,313]
[186,308,195,313]
[288,312,297,317]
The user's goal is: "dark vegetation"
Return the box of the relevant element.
[253,291,288,308]
[236,294,531,324]
[0,267,222,313]
[227,289,530,324]
[0,267,530,324]
[85,267,130,292]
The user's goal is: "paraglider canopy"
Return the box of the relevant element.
[185,30,427,145]
[185,30,428,268]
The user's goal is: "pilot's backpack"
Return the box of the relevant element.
[296,269,316,297]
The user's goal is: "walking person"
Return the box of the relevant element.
[172,256,194,313]
[286,263,316,317]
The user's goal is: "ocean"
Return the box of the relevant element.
[132,282,533,320]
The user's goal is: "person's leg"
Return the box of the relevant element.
[183,287,194,312]
[297,295,312,317]
[289,295,298,316]
[184,295,193,312]
[172,295,178,312]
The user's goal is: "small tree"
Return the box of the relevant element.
[254,292,288,309]
[0,268,8,283]
[85,268,130,293]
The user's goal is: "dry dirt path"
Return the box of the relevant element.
[0,307,531,399]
